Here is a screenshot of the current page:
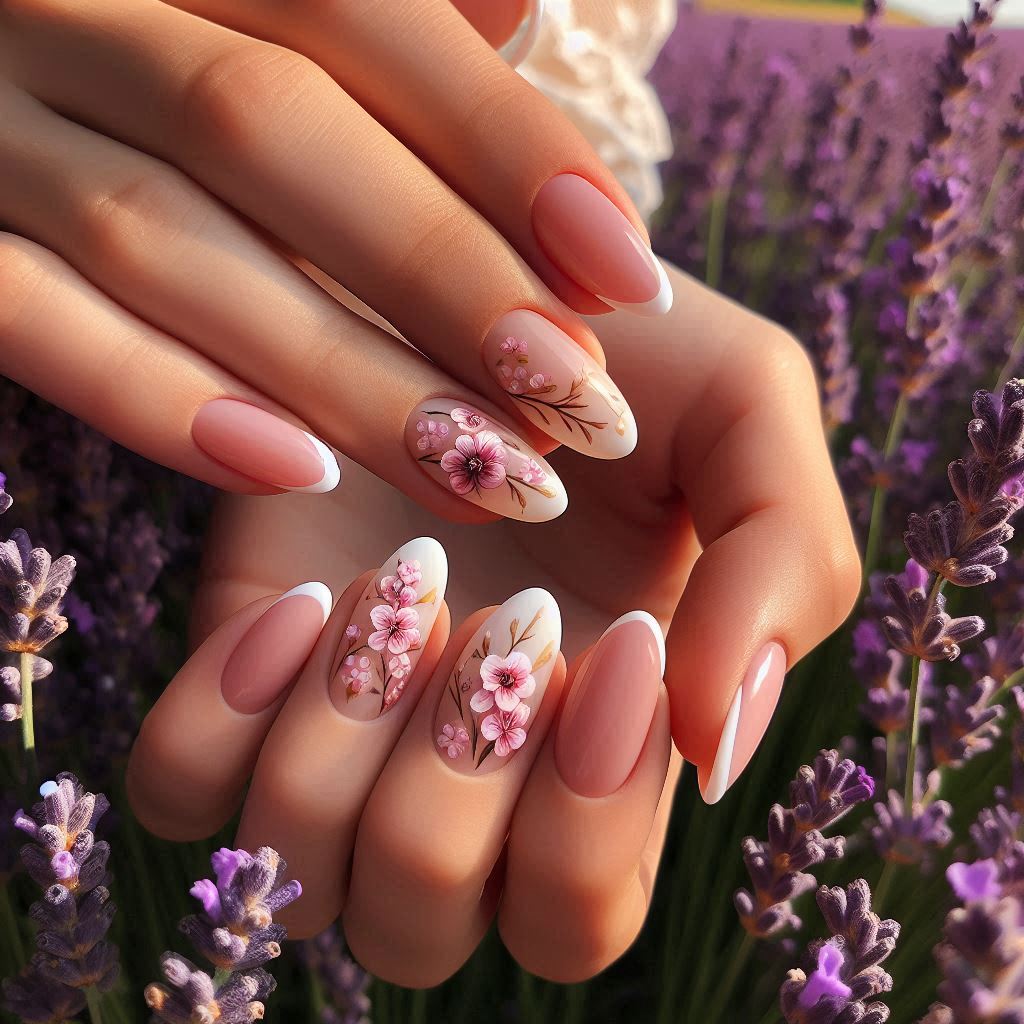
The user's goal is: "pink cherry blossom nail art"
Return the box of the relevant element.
[329,538,448,721]
[434,588,561,774]
[406,400,568,522]
[483,310,638,460]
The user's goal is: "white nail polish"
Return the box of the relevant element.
[596,253,674,318]
[701,687,743,806]
[601,610,666,674]
[276,581,334,625]
[289,434,341,494]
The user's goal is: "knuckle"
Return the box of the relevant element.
[78,169,212,266]
[755,322,819,396]
[0,233,61,336]
[182,41,324,155]
[393,206,467,283]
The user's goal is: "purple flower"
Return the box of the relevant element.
[0,472,11,516]
[880,574,985,662]
[302,927,372,1024]
[927,675,1005,767]
[870,783,954,869]
[0,528,76,655]
[798,943,852,1009]
[947,859,1002,903]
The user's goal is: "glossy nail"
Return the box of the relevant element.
[406,399,567,522]
[192,399,340,493]
[483,310,637,459]
[532,174,673,317]
[700,641,787,804]
[555,611,664,797]
[499,0,545,68]
[434,588,561,774]
[221,583,333,714]
[329,537,448,720]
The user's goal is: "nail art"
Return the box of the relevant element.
[192,399,340,493]
[532,174,674,317]
[406,400,567,522]
[221,582,333,714]
[555,611,664,798]
[701,641,787,805]
[434,588,561,774]
[329,538,448,720]
[483,310,637,459]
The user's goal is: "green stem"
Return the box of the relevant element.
[85,986,104,1024]
[705,188,730,291]
[995,319,1024,394]
[705,932,755,1024]
[20,651,37,788]
[884,734,898,792]
[873,859,898,913]
[998,664,1024,699]
[902,653,925,810]
[861,391,910,586]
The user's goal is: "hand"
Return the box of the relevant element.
[0,0,668,508]
[125,265,861,983]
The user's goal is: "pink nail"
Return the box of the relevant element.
[532,174,673,316]
[483,310,637,459]
[700,641,787,804]
[555,611,665,798]
[221,583,333,714]
[192,399,340,493]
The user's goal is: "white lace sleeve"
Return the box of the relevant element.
[516,0,677,221]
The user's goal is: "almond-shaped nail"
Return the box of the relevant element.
[555,611,664,798]
[434,588,561,774]
[406,400,567,522]
[532,173,673,317]
[328,537,448,720]
[192,399,340,493]
[483,310,637,460]
[221,582,333,714]
[700,641,787,805]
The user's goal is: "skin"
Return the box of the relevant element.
[127,265,861,984]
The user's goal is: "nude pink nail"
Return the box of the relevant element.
[532,174,673,317]
[221,583,333,714]
[555,611,665,798]
[700,641,787,804]
[192,399,340,493]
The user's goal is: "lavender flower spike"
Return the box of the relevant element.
[928,676,1005,767]
[145,954,276,1024]
[880,575,985,662]
[871,779,953,869]
[302,927,373,1024]
[0,471,11,515]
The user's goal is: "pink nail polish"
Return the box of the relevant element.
[555,611,664,798]
[329,538,448,720]
[434,588,561,774]
[483,310,637,459]
[192,399,340,493]
[221,583,333,714]
[532,174,673,317]
[700,641,787,804]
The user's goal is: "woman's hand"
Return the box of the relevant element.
[125,265,861,983]
[0,0,667,505]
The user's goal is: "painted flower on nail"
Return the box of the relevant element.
[397,560,422,587]
[481,704,531,757]
[471,652,536,712]
[368,605,421,655]
[450,407,489,433]
[343,655,373,698]
[380,575,416,608]
[437,723,470,759]
[388,653,412,681]
[439,431,508,495]
[344,624,361,642]
[416,419,449,451]
[500,336,527,355]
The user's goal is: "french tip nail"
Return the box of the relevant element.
[277,581,334,625]
[702,686,743,805]
[597,258,674,318]
[602,610,666,674]
[290,434,341,493]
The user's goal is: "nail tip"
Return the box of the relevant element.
[603,610,666,674]
[596,259,674,318]
[278,581,334,625]
[291,434,341,493]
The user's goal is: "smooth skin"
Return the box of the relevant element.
[127,265,860,984]
[0,0,646,496]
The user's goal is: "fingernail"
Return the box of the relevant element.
[555,611,664,798]
[329,537,448,720]
[700,641,787,805]
[221,582,333,714]
[483,310,637,460]
[499,0,544,68]
[192,399,340,493]
[532,174,673,317]
[434,588,561,774]
[406,400,567,522]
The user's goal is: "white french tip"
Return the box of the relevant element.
[500,0,545,69]
[289,434,341,494]
[39,780,59,798]
[601,610,666,675]
[701,686,743,805]
[277,582,333,626]
[597,257,674,318]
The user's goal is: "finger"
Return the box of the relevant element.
[500,612,672,982]
[5,0,642,462]
[0,231,339,494]
[344,589,564,987]
[663,282,862,804]
[160,0,671,317]
[126,582,333,840]
[0,84,569,522]
[234,539,450,939]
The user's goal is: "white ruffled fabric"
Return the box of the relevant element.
[516,0,677,221]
